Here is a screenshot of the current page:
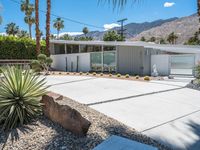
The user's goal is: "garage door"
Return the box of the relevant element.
[170,55,195,76]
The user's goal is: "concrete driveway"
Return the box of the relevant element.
[47,75,200,150]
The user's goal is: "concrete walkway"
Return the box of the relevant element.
[47,75,200,150]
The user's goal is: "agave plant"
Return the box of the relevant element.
[0,66,47,131]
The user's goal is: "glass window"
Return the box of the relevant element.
[80,45,101,53]
[54,44,65,54]
[103,46,116,51]
[80,45,88,53]
[66,45,79,54]
[90,52,102,71]
[170,55,195,75]
[93,45,101,52]
[103,52,116,72]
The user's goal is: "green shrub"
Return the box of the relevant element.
[100,73,104,76]
[31,54,53,73]
[135,75,140,79]
[144,76,150,81]
[0,66,47,130]
[93,72,96,76]
[73,72,76,75]
[66,72,70,75]
[0,36,46,59]
[195,64,200,79]
[79,72,83,75]
[117,74,121,77]
[86,72,89,75]
[125,74,129,78]
[109,74,112,77]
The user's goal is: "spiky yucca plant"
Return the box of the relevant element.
[0,67,47,131]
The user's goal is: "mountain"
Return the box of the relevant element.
[132,14,199,44]
[115,17,178,37]
[76,17,178,40]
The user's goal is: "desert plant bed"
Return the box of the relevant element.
[0,96,170,150]
[49,71,163,82]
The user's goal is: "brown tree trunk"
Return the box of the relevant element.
[35,0,40,55]
[46,0,51,56]
[198,0,200,34]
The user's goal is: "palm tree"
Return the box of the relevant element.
[21,0,35,38]
[82,27,89,37]
[17,30,29,38]
[21,0,34,16]
[53,18,64,38]
[5,23,19,36]
[167,32,178,44]
[35,0,40,54]
[24,16,35,38]
[46,0,51,56]
[198,0,200,34]
[99,0,138,9]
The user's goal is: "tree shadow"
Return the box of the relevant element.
[0,116,171,150]
[99,123,171,150]
[146,120,200,150]
[0,122,36,150]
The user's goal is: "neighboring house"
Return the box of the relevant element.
[50,40,200,76]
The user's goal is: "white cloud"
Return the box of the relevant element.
[59,32,83,36]
[54,32,83,37]
[0,32,7,36]
[164,2,175,7]
[104,23,120,31]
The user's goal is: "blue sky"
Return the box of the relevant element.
[0,0,197,36]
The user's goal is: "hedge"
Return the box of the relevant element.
[0,36,46,59]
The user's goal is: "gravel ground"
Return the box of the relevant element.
[187,79,200,90]
[0,97,171,150]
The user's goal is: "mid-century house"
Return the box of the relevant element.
[50,40,200,76]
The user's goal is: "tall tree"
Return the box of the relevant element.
[198,0,200,35]
[0,5,3,25]
[167,32,178,44]
[21,0,34,16]
[103,31,121,41]
[149,37,156,42]
[82,27,89,37]
[140,36,146,42]
[24,16,35,38]
[53,18,64,38]
[21,0,35,38]
[17,30,29,38]
[46,0,51,56]
[5,23,19,36]
[35,0,40,54]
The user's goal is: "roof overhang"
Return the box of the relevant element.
[50,40,200,54]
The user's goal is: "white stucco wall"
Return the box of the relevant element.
[51,53,91,72]
[151,55,170,76]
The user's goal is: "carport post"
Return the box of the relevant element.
[101,45,104,72]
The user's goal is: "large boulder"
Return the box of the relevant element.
[41,93,91,136]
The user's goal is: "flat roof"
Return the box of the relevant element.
[50,40,200,54]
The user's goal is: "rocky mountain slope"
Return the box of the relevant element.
[76,17,178,40]
[132,14,199,44]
